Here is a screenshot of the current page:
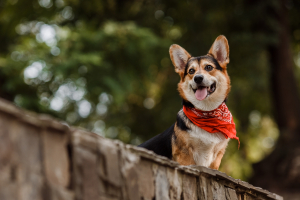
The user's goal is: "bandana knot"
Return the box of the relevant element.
[183,102,239,148]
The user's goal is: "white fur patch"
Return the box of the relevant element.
[178,110,229,167]
[188,124,229,167]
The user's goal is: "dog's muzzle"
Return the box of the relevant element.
[192,75,216,101]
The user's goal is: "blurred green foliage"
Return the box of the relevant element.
[0,0,299,180]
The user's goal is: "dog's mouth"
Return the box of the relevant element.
[192,82,216,101]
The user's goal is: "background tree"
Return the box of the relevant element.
[249,0,300,198]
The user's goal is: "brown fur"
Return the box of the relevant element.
[209,146,226,170]
[169,44,191,74]
[172,124,196,165]
[177,82,187,101]
[208,35,230,67]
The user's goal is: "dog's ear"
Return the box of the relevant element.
[169,44,191,74]
[208,35,229,65]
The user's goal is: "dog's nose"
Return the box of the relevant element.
[194,75,204,84]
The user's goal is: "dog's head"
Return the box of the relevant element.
[169,35,231,111]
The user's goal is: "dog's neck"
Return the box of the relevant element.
[182,99,194,108]
[182,97,228,110]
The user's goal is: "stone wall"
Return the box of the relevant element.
[0,98,283,200]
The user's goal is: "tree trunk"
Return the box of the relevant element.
[250,0,300,198]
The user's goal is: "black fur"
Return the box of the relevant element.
[183,58,193,76]
[138,105,194,159]
[182,99,194,108]
[138,123,174,159]
[184,55,222,77]
[204,55,223,71]
[176,114,189,131]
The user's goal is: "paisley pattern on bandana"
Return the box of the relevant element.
[190,103,233,123]
[183,102,239,148]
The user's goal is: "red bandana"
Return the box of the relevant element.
[183,102,239,148]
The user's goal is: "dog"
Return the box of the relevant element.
[138,35,239,170]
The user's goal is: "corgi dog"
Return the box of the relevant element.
[139,35,238,170]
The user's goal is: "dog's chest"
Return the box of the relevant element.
[188,125,229,167]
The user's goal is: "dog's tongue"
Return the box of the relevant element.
[195,87,207,101]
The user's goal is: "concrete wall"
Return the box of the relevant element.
[0,98,282,200]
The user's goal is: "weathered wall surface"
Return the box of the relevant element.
[0,98,282,200]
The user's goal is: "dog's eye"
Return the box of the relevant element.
[205,65,213,71]
[189,69,195,74]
